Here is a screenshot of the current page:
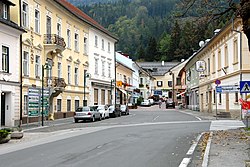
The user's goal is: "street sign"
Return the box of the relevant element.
[215,79,221,85]
[240,81,250,93]
[216,85,240,93]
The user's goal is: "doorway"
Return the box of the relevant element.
[1,93,6,126]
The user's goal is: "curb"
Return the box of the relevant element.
[202,132,213,167]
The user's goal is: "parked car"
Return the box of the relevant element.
[148,99,154,105]
[109,104,121,117]
[120,104,129,115]
[74,106,101,123]
[97,105,109,119]
[166,99,175,108]
[141,100,151,107]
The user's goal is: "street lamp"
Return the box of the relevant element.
[110,79,115,105]
[41,63,51,126]
[83,70,90,106]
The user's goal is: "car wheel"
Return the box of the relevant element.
[75,119,78,123]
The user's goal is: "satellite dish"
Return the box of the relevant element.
[199,41,205,47]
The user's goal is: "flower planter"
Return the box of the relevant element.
[0,134,11,144]
[11,131,24,139]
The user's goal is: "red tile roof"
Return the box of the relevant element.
[55,0,118,40]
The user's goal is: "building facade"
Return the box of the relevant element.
[0,0,25,126]
[11,0,116,123]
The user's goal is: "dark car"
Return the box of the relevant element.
[166,99,175,108]
[108,104,121,117]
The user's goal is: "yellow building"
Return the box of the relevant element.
[11,0,116,123]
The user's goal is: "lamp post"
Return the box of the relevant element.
[83,70,90,106]
[41,63,51,126]
[110,79,115,105]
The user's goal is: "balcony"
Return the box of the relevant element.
[44,77,67,97]
[43,34,66,55]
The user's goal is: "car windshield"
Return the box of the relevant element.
[76,107,89,112]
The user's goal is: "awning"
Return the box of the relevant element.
[177,91,186,97]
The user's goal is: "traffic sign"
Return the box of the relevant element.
[215,79,221,85]
[240,81,250,93]
[216,85,239,93]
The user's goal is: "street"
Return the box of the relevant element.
[0,106,211,167]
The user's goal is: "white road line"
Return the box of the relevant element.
[177,110,202,121]
[153,116,159,121]
[186,133,203,155]
[179,158,191,167]
[195,116,202,121]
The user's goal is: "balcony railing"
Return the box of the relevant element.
[44,77,67,88]
[44,34,66,48]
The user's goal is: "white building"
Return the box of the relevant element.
[88,27,118,105]
[0,0,25,126]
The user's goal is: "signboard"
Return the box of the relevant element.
[28,88,50,116]
[240,81,250,93]
[28,88,40,116]
[215,79,221,85]
[216,85,239,93]
[195,61,206,72]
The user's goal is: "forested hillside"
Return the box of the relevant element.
[71,0,234,61]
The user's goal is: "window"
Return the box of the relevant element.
[102,60,105,76]
[35,55,40,77]
[74,33,79,51]
[57,23,61,37]
[219,93,222,104]
[67,99,71,112]
[140,78,143,84]
[108,63,111,78]
[46,16,51,34]
[157,81,163,87]
[67,65,71,84]
[75,67,78,85]
[3,4,8,19]
[35,9,40,33]
[176,77,181,85]
[24,95,28,115]
[224,45,228,67]
[102,39,104,50]
[67,29,71,48]
[84,37,88,54]
[207,58,210,75]
[235,93,239,103]
[22,2,28,28]
[212,54,215,73]
[218,50,221,70]
[2,46,9,72]
[58,62,62,78]
[233,39,238,63]
[57,99,62,112]
[23,51,29,75]
[206,92,208,103]
[95,35,98,47]
[75,100,79,110]
[108,42,110,52]
[94,58,98,75]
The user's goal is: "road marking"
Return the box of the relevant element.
[153,116,159,121]
[179,158,191,167]
[177,110,202,121]
[195,116,202,121]
[186,133,203,155]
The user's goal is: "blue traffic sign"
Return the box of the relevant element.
[240,81,250,93]
[216,86,222,93]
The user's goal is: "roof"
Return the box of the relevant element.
[0,18,26,32]
[55,0,118,40]
[137,61,179,76]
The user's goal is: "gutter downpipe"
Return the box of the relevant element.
[114,42,117,108]
[232,17,242,120]
[19,0,23,127]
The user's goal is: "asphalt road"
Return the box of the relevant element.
[0,106,211,167]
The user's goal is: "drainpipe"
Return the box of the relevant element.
[114,42,117,107]
[19,0,23,127]
[232,17,242,119]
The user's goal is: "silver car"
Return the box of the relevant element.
[74,106,101,123]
